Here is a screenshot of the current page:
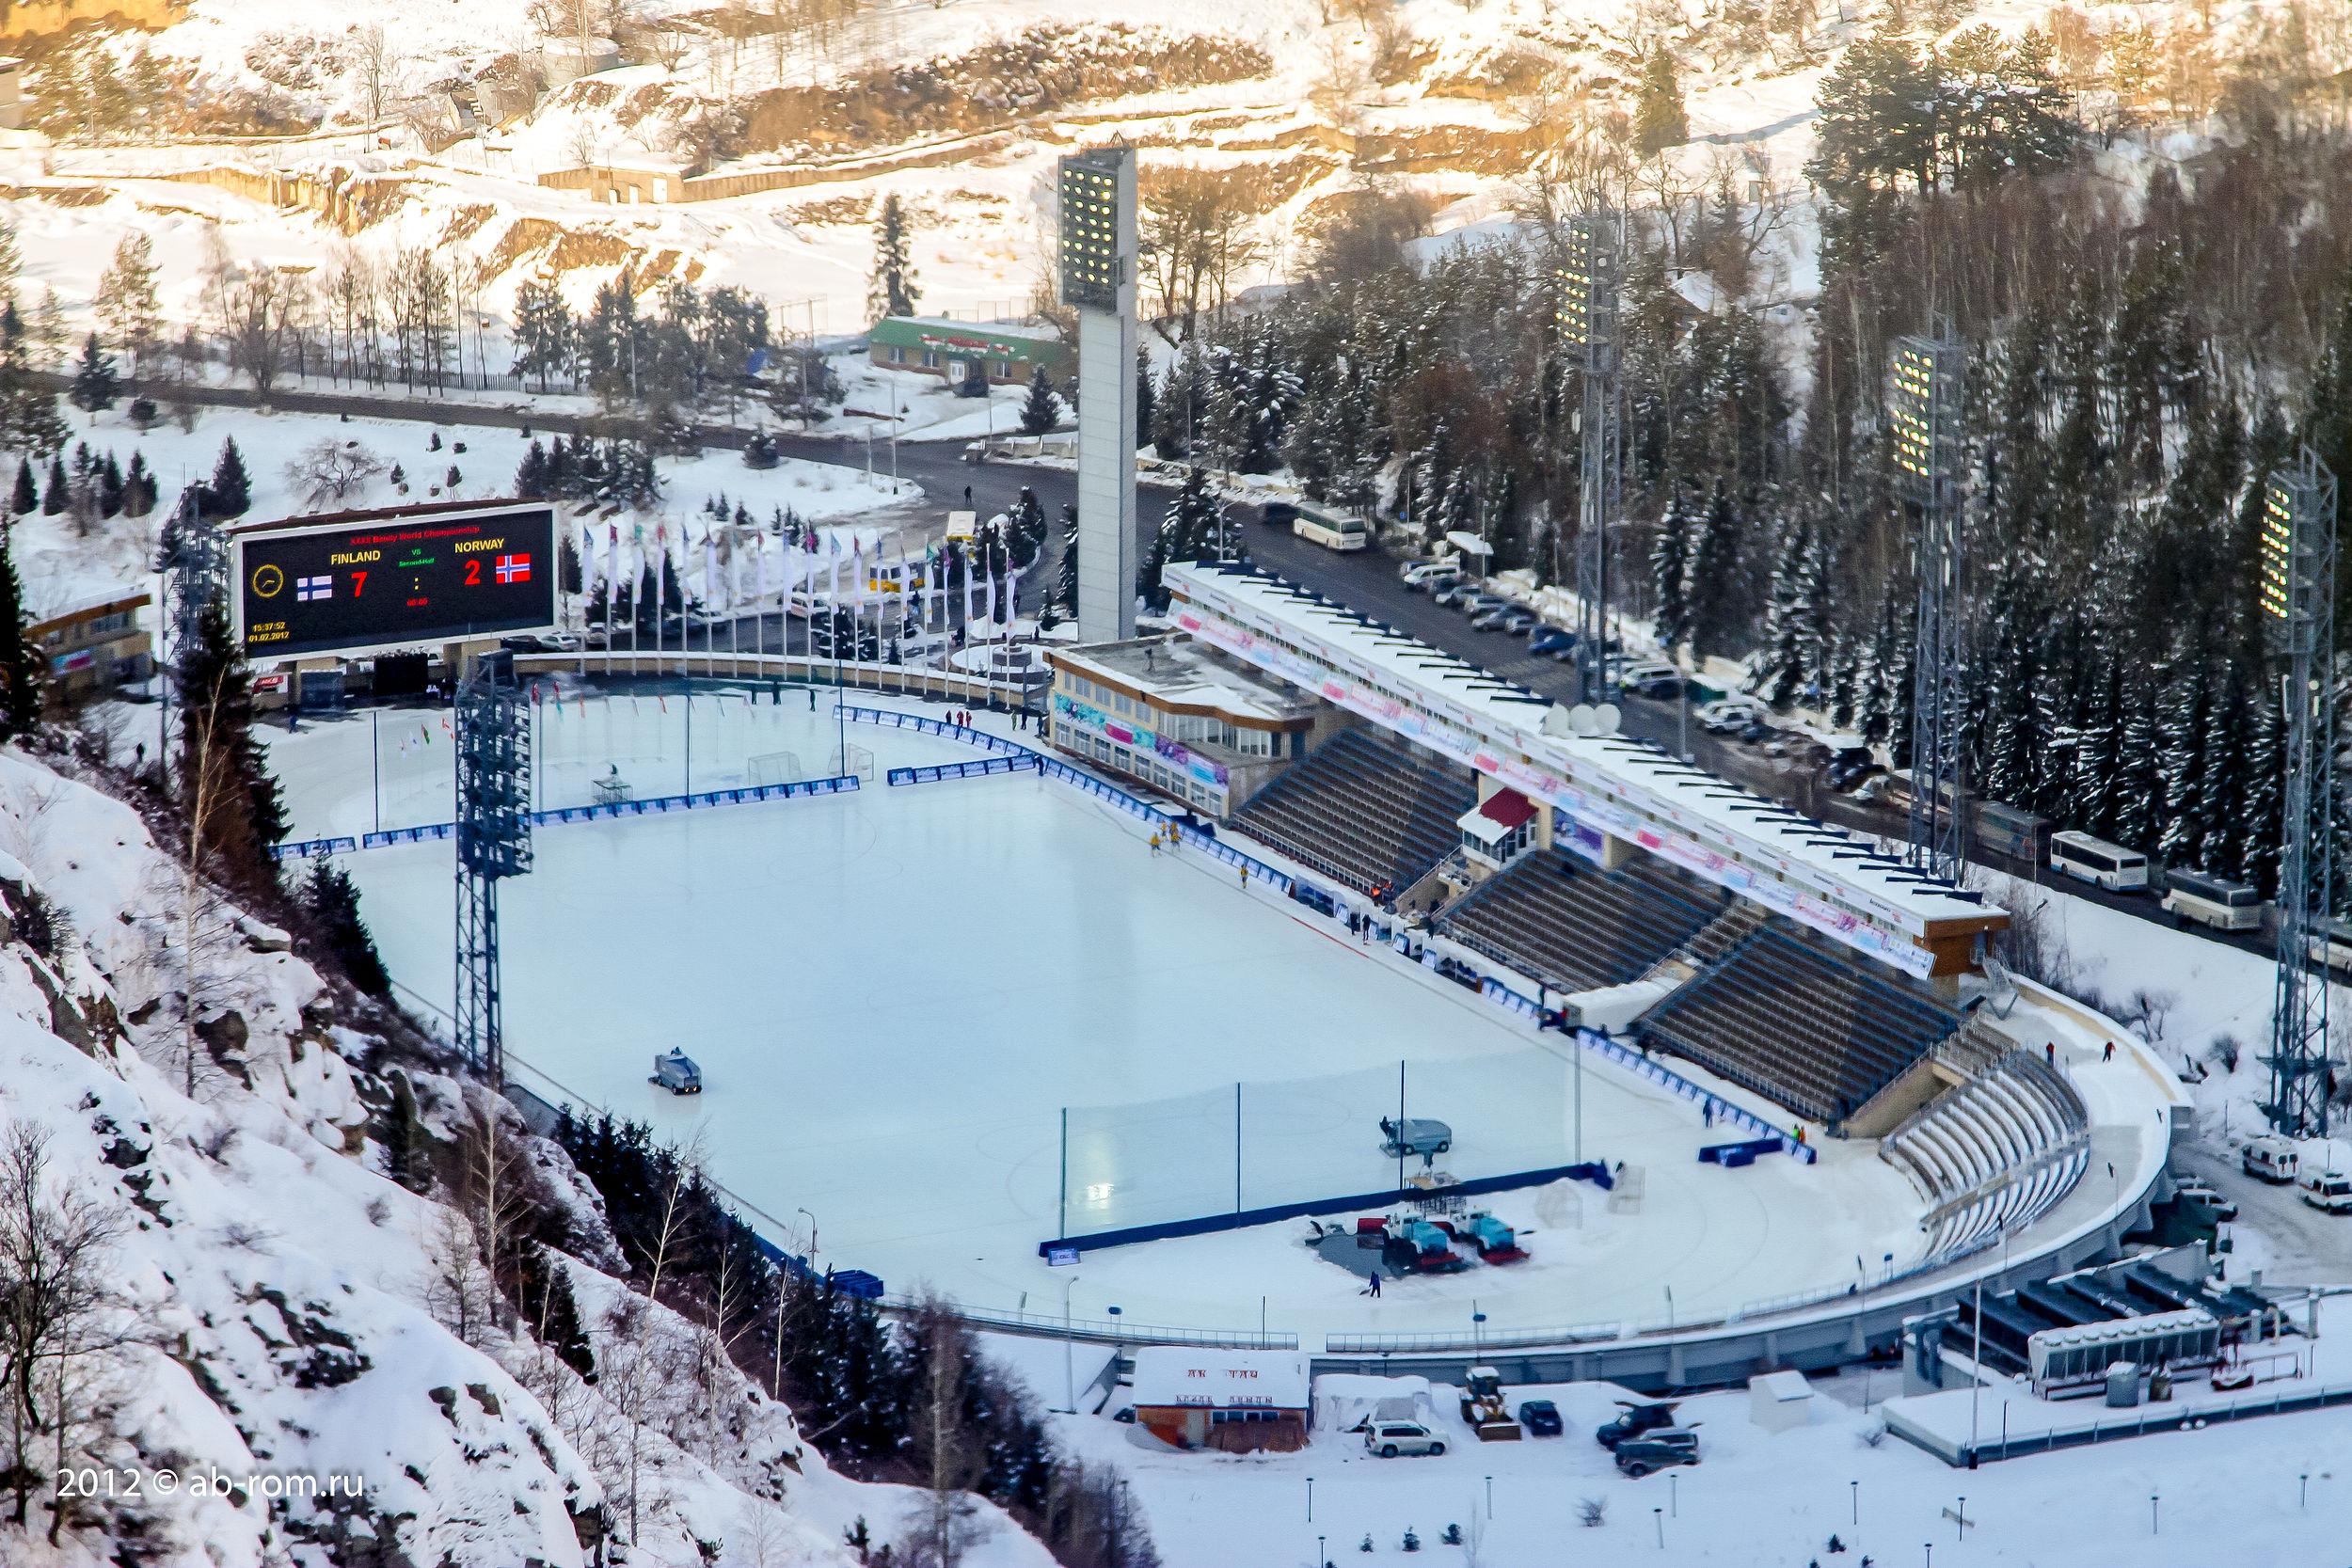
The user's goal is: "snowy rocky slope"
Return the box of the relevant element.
[0,0,2323,339]
[0,743,1025,1567]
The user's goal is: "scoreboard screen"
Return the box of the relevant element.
[233,502,558,660]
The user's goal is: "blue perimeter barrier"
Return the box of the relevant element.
[835,704,1296,890]
[888,755,1041,785]
[1581,1028,1820,1164]
[270,774,861,860]
[1037,1161,1617,1258]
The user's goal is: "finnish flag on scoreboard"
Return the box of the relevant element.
[297,576,332,601]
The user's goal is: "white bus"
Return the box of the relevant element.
[2160,868,2262,932]
[1294,503,1369,552]
[2308,915,2352,978]
[2050,831,2150,893]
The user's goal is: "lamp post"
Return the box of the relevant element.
[1061,1273,1081,1412]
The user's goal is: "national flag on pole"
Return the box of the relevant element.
[982,562,995,629]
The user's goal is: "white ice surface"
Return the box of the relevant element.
[267,696,1939,1343]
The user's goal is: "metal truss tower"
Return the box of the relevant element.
[1888,330,1969,886]
[454,651,532,1082]
[2263,449,2338,1137]
[1557,213,1621,706]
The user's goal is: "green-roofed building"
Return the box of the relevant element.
[867,315,1071,387]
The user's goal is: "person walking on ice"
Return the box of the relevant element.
[1359,1271,1382,1297]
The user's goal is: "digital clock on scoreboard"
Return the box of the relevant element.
[232,501,558,660]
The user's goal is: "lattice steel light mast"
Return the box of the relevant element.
[1888,329,1969,885]
[1058,147,1138,645]
[454,652,532,1082]
[2262,449,2337,1137]
[1558,214,1621,706]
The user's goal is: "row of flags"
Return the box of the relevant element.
[583,519,1024,640]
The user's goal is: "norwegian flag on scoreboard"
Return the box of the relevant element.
[495,553,531,584]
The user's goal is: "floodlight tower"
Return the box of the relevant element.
[1058,147,1138,644]
[2262,449,2338,1137]
[1888,329,1969,886]
[453,651,532,1083]
[1557,213,1621,705]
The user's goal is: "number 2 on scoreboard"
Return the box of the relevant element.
[465,559,481,586]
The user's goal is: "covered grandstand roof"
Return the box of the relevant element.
[1166,562,2004,975]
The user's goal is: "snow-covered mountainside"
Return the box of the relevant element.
[0,0,2318,337]
[0,745,996,1567]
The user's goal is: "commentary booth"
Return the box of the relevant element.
[1129,1348,1311,1453]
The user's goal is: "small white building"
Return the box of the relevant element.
[1749,1369,1813,1433]
[1131,1348,1311,1453]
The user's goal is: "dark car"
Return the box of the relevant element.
[1614,1429,1700,1478]
[1262,501,1300,528]
[1517,1400,1563,1436]
[1596,1402,1679,1450]
[1528,626,1574,656]
[1629,673,1684,698]
[1737,719,1772,744]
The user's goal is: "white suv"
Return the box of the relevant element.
[1364,1420,1447,1458]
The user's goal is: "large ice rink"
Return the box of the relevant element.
[266,689,1931,1341]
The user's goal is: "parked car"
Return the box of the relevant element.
[1696,698,1765,734]
[1469,604,1522,631]
[1615,659,1679,690]
[2244,1134,2299,1184]
[1459,594,1511,619]
[1517,1400,1564,1437]
[1432,582,1479,609]
[1399,559,1459,589]
[1615,1430,1701,1478]
[1261,501,1300,528]
[1628,671,1684,698]
[1364,1420,1447,1457]
[2169,1178,2237,1222]
[1736,719,1773,744]
[1498,608,1540,636]
[1595,1402,1679,1450]
[2299,1167,2352,1213]
[1528,626,1574,656]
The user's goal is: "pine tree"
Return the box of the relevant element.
[1858,594,1900,747]
[1168,466,1222,562]
[299,857,390,995]
[1019,370,1062,436]
[1758,519,1810,707]
[2155,664,2215,865]
[1632,47,1690,159]
[1685,482,1745,663]
[866,194,919,322]
[8,460,31,517]
[2238,680,2285,896]
[69,332,119,416]
[1648,487,1693,660]
[511,271,576,392]
[39,454,64,515]
[0,522,39,741]
[178,600,289,891]
[206,436,251,517]
[1055,519,1078,611]
[1827,634,1861,733]
[2107,666,2166,852]
[97,451,123,517]
[515,439,552,499]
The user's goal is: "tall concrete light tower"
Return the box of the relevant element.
[1059,147,1138,644]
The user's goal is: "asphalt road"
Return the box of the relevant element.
[770,432,2291,967]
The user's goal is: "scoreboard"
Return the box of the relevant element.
[233,501,558,660]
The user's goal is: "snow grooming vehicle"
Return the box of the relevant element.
[1380,1117,1452,1164]
[651,1048,704,1095]
[1457,1212,1528,1263]
[1384,1215,1470,1274]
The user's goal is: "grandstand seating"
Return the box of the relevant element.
[1232,728,1477,895]
[1635,926,1962,1126]
[1883,1020,2092,1259]
[1436,849,1729,993]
